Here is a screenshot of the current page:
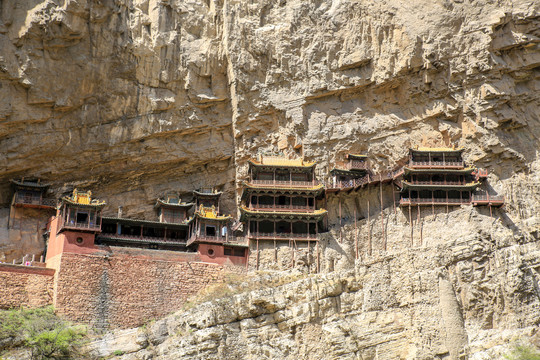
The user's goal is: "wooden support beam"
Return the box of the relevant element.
[256,239,259,271]
[409,205,413,247]
[418,204,422,247]
[339,196,342,243]
[354,205,358,260]
[316,240,320,273]
[368,187,371,256]
[308,241,311,273]
[380,175,385,251]
[274,239,277,263]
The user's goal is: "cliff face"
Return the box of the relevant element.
[1,0,540,357]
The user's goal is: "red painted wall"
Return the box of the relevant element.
[198,243,248,266]
[45,216,99,262]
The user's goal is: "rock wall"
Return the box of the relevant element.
[1,0,539,261]
[0,263,54,309]
[88,226,540,359]
[1,0,540,358]
[49,247,237,329]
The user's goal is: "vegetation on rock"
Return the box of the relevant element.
[0,306,87,360]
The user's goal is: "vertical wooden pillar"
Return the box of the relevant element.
[380,175,385,251]
[316,240,320,273]
[367,186,371,256]
[354,205,358,260]
[392,182,396,214]
[339,196,342,243]
[409,205,413,247]
[418,204,422,247]
[256,239,259,270]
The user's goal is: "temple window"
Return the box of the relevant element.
[205,225,216,236]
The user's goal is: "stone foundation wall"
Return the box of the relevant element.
[0,264,54,309]
[53,248,237,329]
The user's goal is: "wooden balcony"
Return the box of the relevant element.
[250,179,320,188]
[472,194,504,207]
[187,235,247,247]
[343,160,369,171]
[58,217,101,232]
[13,193,56,209]
[399,197,470,206]
[407,180,469,186]
[247,204,316,213]
[98,233,187,245]
[326,171,399,190]
[248,232,318,241]
[409,160,464,169]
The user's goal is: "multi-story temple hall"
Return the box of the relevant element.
[187,188,248,265]
[399,147,504,208]
[239,155,327,267]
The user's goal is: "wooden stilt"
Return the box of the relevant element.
[409,205,413,247]
[308,241,311,273]
[274,239,277,263]
[256,239,259,270]
[380,176,385,251]
[368,187,371,256]
[392,183,396,214]
[293,239,296,268]
[419,204,423,247]
[316,240,320,273]
[339,196,342,243]
[354,205,358,260]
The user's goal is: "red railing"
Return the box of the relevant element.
[409,161,464,168]
[472,194,505,204]
[98,233,186,244]
[249,232,318,240]
[187,235,247,247]
[248,204,315,212]
[58,216,101,232]
[14,193,56,208]
[343,160,369,171]
[400,197,470,205]
[326,171,401,189]
[250,179,319,187]
[406,180,469,186]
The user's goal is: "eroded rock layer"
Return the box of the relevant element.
[1,0,540,358]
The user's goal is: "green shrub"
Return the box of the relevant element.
[0,306,87,360]
[504,344,540,360]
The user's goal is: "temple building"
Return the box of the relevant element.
[399,147,504,207]
[239,155,327,248]
[45,189,106,261]
[96,193,193,251]
[188,188,248,265]
[328,154,370,189]
[9,178,56,229]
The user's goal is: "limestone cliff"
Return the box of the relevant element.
[1,0,540,358]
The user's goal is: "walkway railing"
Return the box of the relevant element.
[400,197,470,205]
[14,194,56,208]
[98,233,187,244]
[343,160,369,171]
[250,179,320,187]
[472,194,505,204]
[249,232,318,240]
[187,235,247,246]
[406,180,469,186]
[327,170,402,190]
[248,204,315,212]
[409,160,464,168]
[58,217,101,232]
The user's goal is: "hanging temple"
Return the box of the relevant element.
[8,147,504,269]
